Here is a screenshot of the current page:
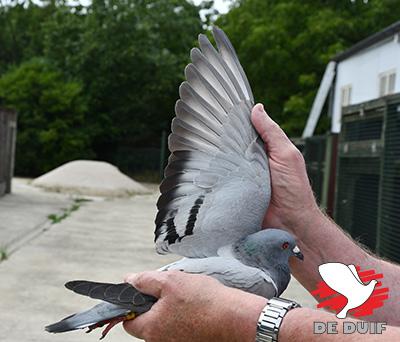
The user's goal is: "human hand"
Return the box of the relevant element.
[251,103,321,237]
[123,271,267,342]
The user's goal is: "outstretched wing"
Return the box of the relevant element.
[155,27,270,257]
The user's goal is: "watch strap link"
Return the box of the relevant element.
[256,297,301,342]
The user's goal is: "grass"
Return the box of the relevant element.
[0,247,8,261]
[47,198,91,224]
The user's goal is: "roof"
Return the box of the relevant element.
[333,20,400,62]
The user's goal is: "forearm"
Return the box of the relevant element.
[289,208,399,324]
[224,290,268,342]
[289,208,369,290]
[279,307,399,341]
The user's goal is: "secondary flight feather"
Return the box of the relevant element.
[46,27,303,339]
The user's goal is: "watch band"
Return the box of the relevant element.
[255,297,301,342]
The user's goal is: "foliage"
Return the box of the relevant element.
[0,0,206,176]
[0,58,93,175]
[47,198,87,224]
[217,0,400,136]
[42,0,205,161]
[0,0,399,176]
[0,247,8,261]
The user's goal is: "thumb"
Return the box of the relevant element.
[123,271,165,339]
[125,271,164,298]
[251,103,293,154]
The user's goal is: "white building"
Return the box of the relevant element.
[303,21,400,137]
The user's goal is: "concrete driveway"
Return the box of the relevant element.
[0,179,315,342]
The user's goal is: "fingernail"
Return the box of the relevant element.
[257,103,265,114]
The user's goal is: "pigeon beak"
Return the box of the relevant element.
[292,245,304,261]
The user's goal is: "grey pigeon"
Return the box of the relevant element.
[46,229,303,338]
[161,229,303,298]
[45,27,303,339]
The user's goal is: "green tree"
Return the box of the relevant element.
[217,0,400,136]
[0,0,59,73]
[0,0,209,176]
[42,0,206,163]
[0,58,93,176]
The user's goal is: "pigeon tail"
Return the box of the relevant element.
[45,302,131,333]
[45,313,81,333]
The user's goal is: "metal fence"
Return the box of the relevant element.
[114,131,168,182]
[378,98,400,262]
[294,135,327,205]
[334,93,400,261]
[297,93,400,262]
[0,109,17,196]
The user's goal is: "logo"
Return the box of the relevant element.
[311,263,389,335]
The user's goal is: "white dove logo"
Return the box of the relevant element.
[318,263,378,319]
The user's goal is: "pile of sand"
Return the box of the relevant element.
[32,160,149,197]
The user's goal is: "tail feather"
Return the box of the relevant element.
[45,313,80,333]
[45,302,130,333]
[46,280,157,335]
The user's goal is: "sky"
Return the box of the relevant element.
[77,0,233,15]
[4,0,234,16]
[68,0,232,13]
[193,0,232,15]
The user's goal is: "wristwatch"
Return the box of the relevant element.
[255,297,301,342]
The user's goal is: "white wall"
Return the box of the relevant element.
[332,36,400,133]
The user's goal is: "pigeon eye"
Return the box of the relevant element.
[282,242,289,249]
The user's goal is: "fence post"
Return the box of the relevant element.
[6,111,17,193]
[0,109,17,196]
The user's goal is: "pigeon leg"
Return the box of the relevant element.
[99,312,136,340]
[86,321,107,333]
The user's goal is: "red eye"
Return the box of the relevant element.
[282,242,289,249]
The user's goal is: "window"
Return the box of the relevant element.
[379,70,396,97]
[341,85,352,107]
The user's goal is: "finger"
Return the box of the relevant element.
[251,103,293,153]
[123,273,136,283]
[124,271,164,298]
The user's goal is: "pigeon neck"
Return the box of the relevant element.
[269,264,291,296]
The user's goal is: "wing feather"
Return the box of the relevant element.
[212,26,254,103]
[65,281,156,313]
[155,27,270,257]
[162,257,277,298]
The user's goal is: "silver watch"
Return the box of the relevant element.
[255,297,301,342]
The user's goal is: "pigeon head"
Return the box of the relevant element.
[235,229,303,265]
[232,229,303,295]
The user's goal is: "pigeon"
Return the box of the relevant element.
[46,229,303,338]
[45,27,304,339]
[318,263,378,319]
